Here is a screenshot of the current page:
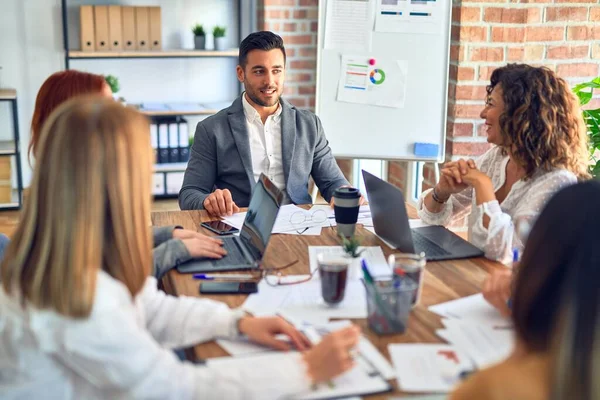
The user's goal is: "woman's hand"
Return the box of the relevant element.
[180,236,227,259]
[238,316,311,351]
[302,325,361,384]
[172,228,206,240]
[436,158,477,198]
[483,269,513,317]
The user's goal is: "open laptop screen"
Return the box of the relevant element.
[239,174,283,259]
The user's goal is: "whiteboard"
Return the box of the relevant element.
[316,0,452,162]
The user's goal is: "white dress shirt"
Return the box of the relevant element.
[417,146,577,265]
[242,93,286,190]
[0,271,311,399]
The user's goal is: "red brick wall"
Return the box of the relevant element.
[256,0,600,191]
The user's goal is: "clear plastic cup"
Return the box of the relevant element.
[388,253,426,307]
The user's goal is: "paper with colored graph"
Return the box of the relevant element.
[337,55,408,108]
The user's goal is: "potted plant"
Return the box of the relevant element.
[213,26,226,51]
[192,24,206,50]
[572,77,600,177]
[340,234,364,279]
[104,75,124,103]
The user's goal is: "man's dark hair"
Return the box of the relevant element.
[238,31,286,68]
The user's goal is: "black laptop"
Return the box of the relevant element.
[177,173,284,273]
[362,170,484,261]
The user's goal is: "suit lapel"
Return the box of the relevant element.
[280,99,297,188]
[227,97,255,186]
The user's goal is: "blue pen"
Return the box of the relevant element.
[193,273,254,280]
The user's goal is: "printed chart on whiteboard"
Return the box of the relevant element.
[337,55,408,108]
[375,0,443,35]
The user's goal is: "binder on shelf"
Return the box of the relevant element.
[93,5,110,51]
[121,6,136,50]
[149,6,162,50]
[107,5,123,51]
[178,119,190,163]
[165,172,185,195]
[168,120,180,163]
[134,7,150,51]
[152,172,165,196]
[79,5,95,52]
[150,122,158,162]
[157,121,170,164]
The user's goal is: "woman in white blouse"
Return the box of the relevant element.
[0,97,360,399]
[419,64,589,265]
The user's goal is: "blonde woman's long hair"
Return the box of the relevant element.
[1,96,153,318]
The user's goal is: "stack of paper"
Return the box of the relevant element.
[207,351,390,399]
[217,320,396,380]
[308,245,391,279]
[429,294,515,369]
[221,204,376,236]
[388,344,474,393]
[242,275,367,320]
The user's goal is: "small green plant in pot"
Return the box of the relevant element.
[340,234,364,279]
[104,75,124,103]
[192,24,206,50]
[572,77,600,177]
[213,26,227,51]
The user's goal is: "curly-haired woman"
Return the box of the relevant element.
[418,64,589,265]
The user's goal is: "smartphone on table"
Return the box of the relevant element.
[200,282,258,294]
[200,220,240,235]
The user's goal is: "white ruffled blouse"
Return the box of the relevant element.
[417,146,577,265]
[0,272,311,399]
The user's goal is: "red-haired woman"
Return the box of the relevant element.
[28,70,224,278]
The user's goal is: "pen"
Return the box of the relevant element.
[192,273,255,280]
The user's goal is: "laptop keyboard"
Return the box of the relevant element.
[211,238,251,267]
[412,231,451,258]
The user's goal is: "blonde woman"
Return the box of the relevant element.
[0,97,359,398]
[28,70,225,278]
[419,64,589,265]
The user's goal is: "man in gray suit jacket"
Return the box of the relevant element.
[179,31,351,215]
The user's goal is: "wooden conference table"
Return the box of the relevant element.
[152,204,505,397]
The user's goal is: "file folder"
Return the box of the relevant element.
[149,6,162,50]
[79,5,95,52]
[135,7,150,51]
[150,122,158,163]
[168,121,180,163]
[93,6,109,51]
[107,5,123,51]
[178,119,190,162]
[158,122,169,164]
[166,172,185,195]
[121,6,136,50]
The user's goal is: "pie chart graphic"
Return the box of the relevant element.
[370,68,386,85]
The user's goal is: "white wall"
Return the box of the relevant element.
[0,0,241,187]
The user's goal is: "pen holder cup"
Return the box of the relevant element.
[363,278,417,335]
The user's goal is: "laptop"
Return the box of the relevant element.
[362,170,484,261]
[177,173,284,273]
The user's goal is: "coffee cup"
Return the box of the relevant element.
[333,187,361,238]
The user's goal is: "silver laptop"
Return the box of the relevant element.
[362,170,484,261]
[177,173,284,273]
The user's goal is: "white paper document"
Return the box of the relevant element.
[388,344,475,393]
[242,276,367,319]
[308,245,391,279]
[207,351,390,399]
[337,55,408,108]
[436,319,514,369]
[324,0,374,52]
[428,294,512,329]
[215,320,396,380]
[375,0,444,35]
